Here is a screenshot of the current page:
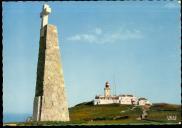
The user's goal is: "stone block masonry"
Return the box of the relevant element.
[32,24,70,121]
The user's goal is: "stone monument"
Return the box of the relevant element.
[32,4,70,121]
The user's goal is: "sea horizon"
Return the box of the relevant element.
[3,113,32,123]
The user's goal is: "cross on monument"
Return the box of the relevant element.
[40,4,51,28]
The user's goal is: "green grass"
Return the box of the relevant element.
[4,102,181,126]
[68,101,181,124]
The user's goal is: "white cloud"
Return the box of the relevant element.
[164,2,179,9]
[68,35,81,41]
[68,34,97,43]
[67,27,144,44]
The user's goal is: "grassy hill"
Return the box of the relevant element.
[4,101,181,126]
[68,101,181,125]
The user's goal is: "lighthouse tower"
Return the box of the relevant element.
[104,81,111,97]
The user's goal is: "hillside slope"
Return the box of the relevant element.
[5,101,181,126]
[69,101,181,124]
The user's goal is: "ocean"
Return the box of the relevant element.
[3,113,32,123]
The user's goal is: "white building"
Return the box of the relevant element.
[93,81,151,106]
[94,95,120,105]
[94,81,119,105]
[138,98,152,106]
[118,94,138,105]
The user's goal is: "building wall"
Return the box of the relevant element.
[138,100,152,106]
[94,96,139,105]
[94,99,120,105]
[119,96,138,105]
[104,88,111,97]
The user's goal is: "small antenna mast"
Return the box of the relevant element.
[112,74,114,96]
[115,75,117,96]
[113,74,116,96]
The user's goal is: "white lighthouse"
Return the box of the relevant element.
[104,81,111,97]
[94,81,151,106]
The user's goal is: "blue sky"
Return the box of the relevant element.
[3,1,181,115]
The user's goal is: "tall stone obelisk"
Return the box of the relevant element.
[32,4,70,121]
